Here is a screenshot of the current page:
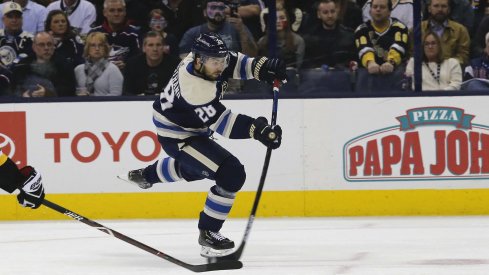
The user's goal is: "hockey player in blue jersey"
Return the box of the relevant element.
[124,32,286,258]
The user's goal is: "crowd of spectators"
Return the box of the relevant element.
[0,0,489,97]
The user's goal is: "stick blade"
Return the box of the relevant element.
[207,244,243,262]
[190,260,243,272]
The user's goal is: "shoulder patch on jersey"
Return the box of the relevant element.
[359,36,368,45]
[0,45,17,66]
[355,23,368,33]
[19,31,34,38]
[179,64,217,105]
[392,21,407,29]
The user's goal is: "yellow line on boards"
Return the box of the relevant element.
[2,189,489,220]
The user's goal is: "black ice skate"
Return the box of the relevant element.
[117,168,153,189]
[199,230,235,258]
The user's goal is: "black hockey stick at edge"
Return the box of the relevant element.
[215,79,282,262]
[41,199,242,272]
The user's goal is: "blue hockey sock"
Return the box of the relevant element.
[157,157,182,182]
[145,157,182,183]
[198,185,236,231]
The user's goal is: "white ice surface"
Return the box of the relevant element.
[1,216,489,275]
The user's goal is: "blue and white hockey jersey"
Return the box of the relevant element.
[152,51,257,140]
[0,30,34,67]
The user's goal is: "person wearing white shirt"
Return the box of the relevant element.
[46,0,96,36]
[0,0,47,34]
[74,32,123,96]
[405,31,462,91]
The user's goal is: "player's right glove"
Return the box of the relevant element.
[252,56,287,85]
[17,166,45,209]
[250,117,282,149]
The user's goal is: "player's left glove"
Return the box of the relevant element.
[17,166,45,209]
[252,57,287,85]
[250,117,282,149]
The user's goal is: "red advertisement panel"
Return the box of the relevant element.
[0,112,27,167]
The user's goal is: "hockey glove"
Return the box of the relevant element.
[250,117,282,149]
[17,166,45,209]
[252,57,287,85]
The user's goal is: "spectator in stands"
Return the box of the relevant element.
[257,6,304,69]
[157,0,206,41]
[421,0,470,65]
[231,0,262,41]
[12,31,76,97]
[405,31,462,90]
[147,8,178,58]
[179,0,258,59]
[45,10,84,67]
[123,31,180,96]
[74,31,123,96]
[0,0,47,34]
[279,0,303,32]
[46,0,97,36]
[423,0,474,34]
[90,0,141,72]
[302,0,355,69]
[462,32,489,90]
[362,0,413,28]
[261,0,303,33]
[354,0,408,75]
[0,2,34,68]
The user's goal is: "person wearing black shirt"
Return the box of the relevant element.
[12,32,76,97]
[302,0,355,68]
[123,31,180,95]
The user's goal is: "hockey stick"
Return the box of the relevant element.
[41,199,242,272]
[215,80,281,262]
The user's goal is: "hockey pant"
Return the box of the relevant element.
[145,136,246,232]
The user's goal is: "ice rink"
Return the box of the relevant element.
[2,216,489,275]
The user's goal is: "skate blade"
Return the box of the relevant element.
[117,174,153,189]
[116,174,132,184]
[200,246,234,258]
[116,174,141,187]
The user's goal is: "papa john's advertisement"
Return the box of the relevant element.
[343,104,489,183]
[300,96,489,191]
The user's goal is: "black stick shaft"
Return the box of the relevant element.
[222,80,280,260]
[41,199,242,272]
